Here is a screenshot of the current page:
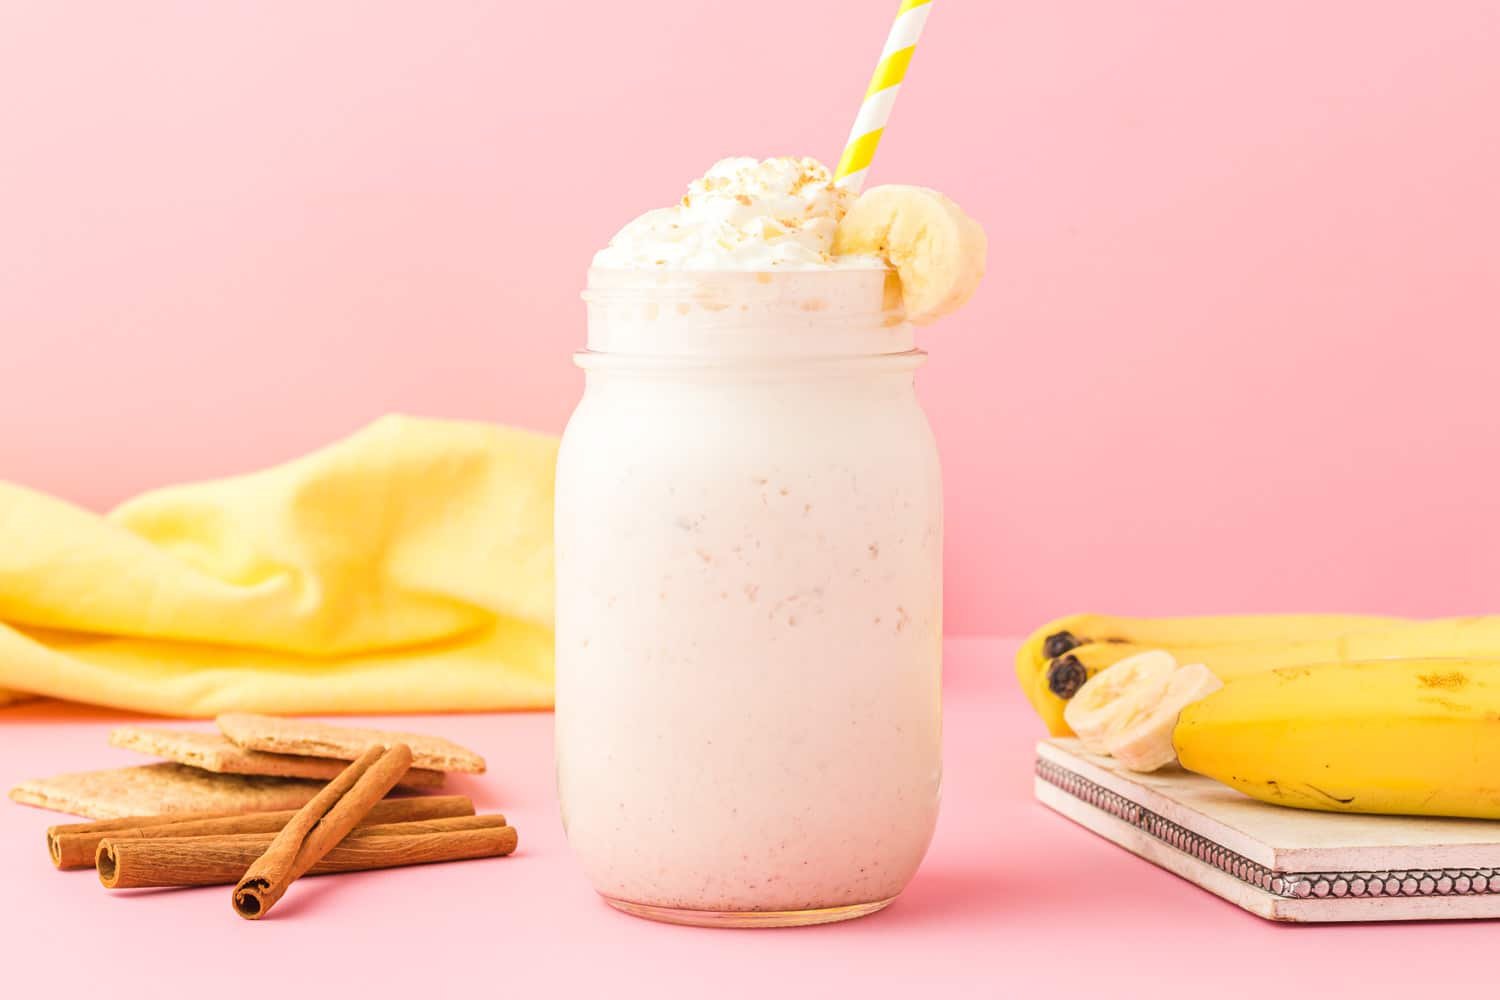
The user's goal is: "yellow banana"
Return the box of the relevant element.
[1027,640,1303,735]
[1174,658,1500,820]
[1013,614,1086,730]
[1018,614,1500,736]
[1016,613,1403,736]
[1021,613,1400,687]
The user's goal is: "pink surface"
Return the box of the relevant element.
[2,638,1494,997]
[3,2,1499,634]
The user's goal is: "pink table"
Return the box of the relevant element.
[2,638,1492,997]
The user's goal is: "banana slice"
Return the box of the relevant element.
[1063,650,1177,754]
[833,185,987,324]
[1106,663,1224,772]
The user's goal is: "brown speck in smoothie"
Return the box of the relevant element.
[744,584,759,602]
[779,487,789,496]
[788,615,799,627]
[896,606,911,632]
[695,548,713,564]
[868,542,880,559]
[800,298,828,312]
[803,503,812,514]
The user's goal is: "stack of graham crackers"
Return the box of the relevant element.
[12,715,514,920]
[9,713,487,819]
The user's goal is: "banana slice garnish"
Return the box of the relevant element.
[833,185,986,324]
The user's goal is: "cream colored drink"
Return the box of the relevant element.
[556,158,980,927]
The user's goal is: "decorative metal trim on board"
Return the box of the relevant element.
[1035,756,1500,901]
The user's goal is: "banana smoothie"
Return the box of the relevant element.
[555,157,985,927]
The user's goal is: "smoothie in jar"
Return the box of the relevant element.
[555,157,985,927]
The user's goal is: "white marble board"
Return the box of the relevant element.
[1035,738,1500,922]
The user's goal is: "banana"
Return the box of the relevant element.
[1043,613,1404,648]
[1020,613,1399,698]
[1013,614,1084,733]
[1174,659,1500,819]
[832,185,986,324]
[1063,650,1177,754]
[1049,637,1355,694]
[1023,637,1345,738]
[1104,663,1222,772]
[1012,613,1500,738]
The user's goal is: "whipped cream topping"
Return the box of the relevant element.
[592,157,882,271]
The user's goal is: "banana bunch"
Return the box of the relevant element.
[1052,646,1500,818]
[1015,613,1500,737]
[1174,659,1500,820]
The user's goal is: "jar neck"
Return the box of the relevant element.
[582,267,912,360]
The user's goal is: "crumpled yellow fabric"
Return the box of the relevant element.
[0,415,557,716]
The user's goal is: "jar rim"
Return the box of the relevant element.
[581,265,912,359]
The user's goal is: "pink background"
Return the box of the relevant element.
[2,1,1497,634]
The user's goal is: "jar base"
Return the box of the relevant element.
[600,894,896,928]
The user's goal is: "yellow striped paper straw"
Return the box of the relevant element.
[833,0,935,192]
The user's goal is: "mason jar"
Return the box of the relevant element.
[555,266,942,927]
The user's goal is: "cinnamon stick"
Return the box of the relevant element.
[97,814,515,889]
[232,744,412,920]
[49,795,474,870]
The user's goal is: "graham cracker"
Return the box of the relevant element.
[108,726,445,790]
[8,762,327,820]
[216,713,486,774]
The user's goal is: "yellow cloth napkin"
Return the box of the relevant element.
[0,415,558,716]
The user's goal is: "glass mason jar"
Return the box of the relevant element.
[555,266,942,928]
